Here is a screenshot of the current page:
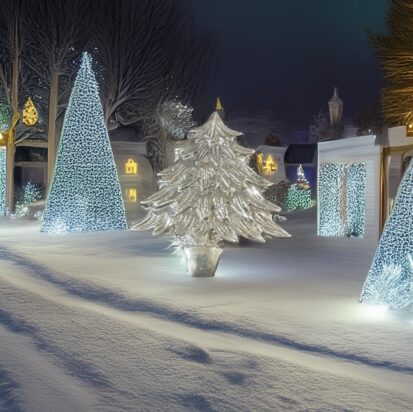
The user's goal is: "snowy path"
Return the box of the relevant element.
[1,257,413,400]
[1,211,413,410]
[0,323,100,412]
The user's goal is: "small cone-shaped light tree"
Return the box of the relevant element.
[297,164,309,188]
[284,164,312,211]
[41,53,127,233]
[134,112,290,276]
[360,160,413,310]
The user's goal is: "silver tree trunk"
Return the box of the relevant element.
[183,246,223,277]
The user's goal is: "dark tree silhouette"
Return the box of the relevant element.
[92,0,215,174]
[369,0,413,125]
[0,0,27,210]
[24,0,92,186]
[93,0,213,130]
[355,104,384,136]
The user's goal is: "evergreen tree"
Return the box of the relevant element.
[369,0,413,125]
[42,53,127,233]
[361,159,413,310]
[135,112,289,247]
[297,164,309,188]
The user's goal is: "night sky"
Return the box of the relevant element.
[196,0,388,129]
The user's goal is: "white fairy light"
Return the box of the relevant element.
[318,163,345,236]
[361,263,411,310]
[157,99,196,141]
[318,163,365,237]
[361,159,413,311]
[41,53,128,234]
[0,148,6,215]
[14,181,42,217]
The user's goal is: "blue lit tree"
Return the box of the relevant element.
[361,161,413,310]
[42,53,127,233]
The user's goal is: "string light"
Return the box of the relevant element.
[345,164,366,237]
[318,163,365,237]
[361,263,411,311]
[284,184,312,211]
[318,163,345,236]
[41,53,128,234]
[0,148,6,215]
[14,181,42,217]
[157,99,195,141]
[361,159,413,310]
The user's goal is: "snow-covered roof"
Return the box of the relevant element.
[318,135,376,155]
[256,145,287,156]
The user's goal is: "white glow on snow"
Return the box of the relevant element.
[358,304,389,321]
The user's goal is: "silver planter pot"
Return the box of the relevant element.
[183,246,223,277]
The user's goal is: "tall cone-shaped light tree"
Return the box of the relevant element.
[360,160,413,310]
[134,111,290,277]
[41,53,127,233]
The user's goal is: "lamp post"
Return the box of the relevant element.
[328,87,343,138]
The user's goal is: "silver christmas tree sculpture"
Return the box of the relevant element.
[134,111,290,276]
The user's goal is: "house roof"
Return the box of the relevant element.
[109,126,144,142]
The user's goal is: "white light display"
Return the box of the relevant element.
[284,184,312,211]
[0,148,6,215]
[361,263,411,310]
[0,103,10,131]
[157,99,196,141]
[296,164,308,187]
[283,165,312,211]
[318,163,366,237]
[41,53,128,233]
[14,181,42,217]
[345,164,366,237]
[318,163,345,236]
[134,111,290,247]
[361,160,413,310]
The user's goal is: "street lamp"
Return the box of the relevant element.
[328,87,343,138]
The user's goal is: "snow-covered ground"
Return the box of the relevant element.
[0,209,412,411]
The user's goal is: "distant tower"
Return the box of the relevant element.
[215,97,225,119]
[328,87,343,132]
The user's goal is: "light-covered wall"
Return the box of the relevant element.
[317,135,381,243]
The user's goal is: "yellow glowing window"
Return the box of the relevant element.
[125,158,138,175]
[125,188,137,203]
[256,152,263,172]
[262,155,278,175]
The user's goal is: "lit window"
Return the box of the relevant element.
[262,155,278,175]
[125,158,138,175]
[125,188,137,203]
[256,152,263,172]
